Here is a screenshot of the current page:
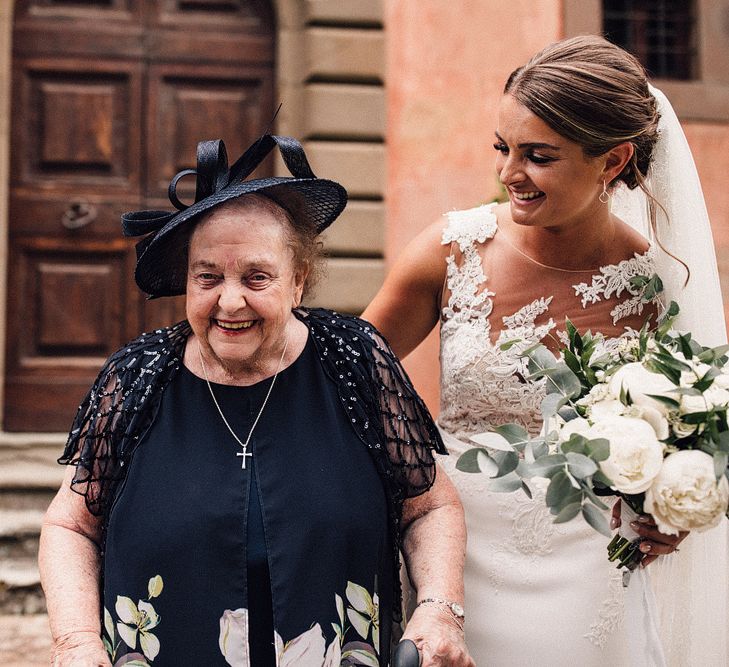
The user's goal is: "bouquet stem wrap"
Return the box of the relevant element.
[614,504,667,666]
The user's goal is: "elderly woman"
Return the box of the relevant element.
[39,136,473,667]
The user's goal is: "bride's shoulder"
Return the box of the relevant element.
[612,215,651,258]
[441,201,499,251]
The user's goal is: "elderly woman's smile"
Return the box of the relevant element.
[185,197,307,384]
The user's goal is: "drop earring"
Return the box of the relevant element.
[599,180,610,204]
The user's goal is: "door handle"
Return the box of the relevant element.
[61,201,97,230]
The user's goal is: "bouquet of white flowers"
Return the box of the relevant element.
[458,298,729,573]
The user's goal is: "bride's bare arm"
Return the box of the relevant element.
[363,221,450,359]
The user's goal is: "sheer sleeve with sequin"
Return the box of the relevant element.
[58,322,189,518]
[299,308,445,501]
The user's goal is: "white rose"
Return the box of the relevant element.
[608,362,676,416]
[585,415,664,494]
[645,450,729,535]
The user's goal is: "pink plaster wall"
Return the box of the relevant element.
[683,124,729,321]
[384,2,729,414]
[384,1,562,411]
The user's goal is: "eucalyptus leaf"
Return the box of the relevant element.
[521,453,567,478]
[582,503,612,537]
[545,470,576,508]
[543,365,582,399]
[566,452,598,479]
[584,437,610,462]
[541,393,567,425]
[581,483,610,510]
[525,345,559,377]
[493,450,520,477]
[558,405,580,422]
[494,423,531,445]
[456,448,486,473]
[592,469,614,489]
[553,501,582,523]
[488,471,524,493]
[530,440,549,458]
[469,431,515,452]
[561,434,588,455]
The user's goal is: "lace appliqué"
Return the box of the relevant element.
[441,203,497,253]
[573,246,657,324]
[584,568,625,648]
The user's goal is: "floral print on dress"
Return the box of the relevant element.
[218,580,380,667]
[103,575,164,666]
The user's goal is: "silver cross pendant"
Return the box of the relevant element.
[236,449,253,469]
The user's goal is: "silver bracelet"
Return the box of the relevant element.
[416,597,465,627]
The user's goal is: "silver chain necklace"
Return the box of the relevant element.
[197,336,289,469]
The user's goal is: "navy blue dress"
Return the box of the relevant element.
[102,335,393,666]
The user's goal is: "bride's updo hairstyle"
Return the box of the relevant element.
[504,35,659,195]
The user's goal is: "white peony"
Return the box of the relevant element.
[645,450,729,535]
[713,371,729,390]
[589,398,625,421]
[585,415,664,494]
[558,416,590,442]
[623,404,670,440]
[608,362,677,415]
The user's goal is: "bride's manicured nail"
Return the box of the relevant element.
[610,517,618,529]
[637,515,651,523]
[639,542,652,553]
[629,521,639,529]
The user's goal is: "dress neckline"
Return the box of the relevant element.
[179,334,311,390]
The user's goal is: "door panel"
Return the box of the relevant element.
[6,0,275,430]
[12,59,143,195]
[147,62,274,201]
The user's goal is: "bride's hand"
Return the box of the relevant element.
[401,605,475,667]
[610,499,689,566]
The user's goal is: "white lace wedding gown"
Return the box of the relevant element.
[437,203,666,666]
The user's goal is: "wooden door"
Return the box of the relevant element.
[6,0,275,431]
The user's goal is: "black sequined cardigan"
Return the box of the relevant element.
[59,307,446,622]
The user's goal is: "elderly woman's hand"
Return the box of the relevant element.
[611,498,688,566]
[50,631,111,667]
[401,605,475,667]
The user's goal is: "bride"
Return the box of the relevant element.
[364,36,728,665]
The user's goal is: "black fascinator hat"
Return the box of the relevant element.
[122,135,348,298]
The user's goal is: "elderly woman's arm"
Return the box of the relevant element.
[39,465,110,667]
[400,465,475,667]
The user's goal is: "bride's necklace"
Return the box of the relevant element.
[499,228,612,274]
[197,337,289,469]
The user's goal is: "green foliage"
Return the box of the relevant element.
[458,295,729,543]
